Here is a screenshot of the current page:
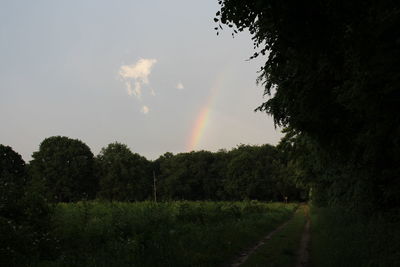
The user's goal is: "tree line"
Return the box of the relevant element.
[0,136,307,265]
[1,136,307,264]
[1,136,307,205]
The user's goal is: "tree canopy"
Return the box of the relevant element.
[30,136,96,202]
[156,145,306,202]
[0,145,27,219]
[96,142,151,201]
[216,0,400,210]
[3,137,308,204]
[0,145,53,266]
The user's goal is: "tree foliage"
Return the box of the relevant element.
[30,136,96,202]
[216,0,400,210]
[0,145,53,266]
[0,145,27,218]
[3,137,306,204]
[97,142,151,201]
[156,145,306,202]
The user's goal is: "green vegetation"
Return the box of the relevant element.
[2,1,400,265]
[31,140,307,203]
[30,136,97,202]
[155,144,306,202]
[242,205,307,267]
[310,205,400,267]
[216,1,400,263]
[25,137,307,203]
[1,139,306,265]
[0,145,53,267]
[44,201,295,267]
[216,0,400,211]
[96,143,151,201]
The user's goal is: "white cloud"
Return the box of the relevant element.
[141,105,150,114]
[119,58,157,82]
[125,81,141,98]
[176,81,184,90]
[119,58,157,99]
[126,81,134,96]
[133,82,142,98]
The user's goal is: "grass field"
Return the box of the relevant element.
[38,201,297,267]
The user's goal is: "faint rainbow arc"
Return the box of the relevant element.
[186,72,226,151]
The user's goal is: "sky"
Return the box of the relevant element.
[0,0,282,161]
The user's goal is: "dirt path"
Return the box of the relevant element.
[229,205,311,267]
[296,206,311,267]
[230,218,291,267]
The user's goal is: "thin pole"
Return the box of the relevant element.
[153,170,157,202]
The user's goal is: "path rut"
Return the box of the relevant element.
[229,205,310,267]
[296,206,310,267]
[229,217,292,266]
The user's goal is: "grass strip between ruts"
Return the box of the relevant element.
[241,205,308,267]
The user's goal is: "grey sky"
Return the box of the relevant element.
[0,0,282,161]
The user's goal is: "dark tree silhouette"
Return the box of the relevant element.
[216,0,400,210]
[0,145,53,266]
[0,145,27,220]
[96,142,151,201]
[30,136,97,202]
[155,145,305,201]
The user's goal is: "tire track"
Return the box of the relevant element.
[296,206,310,267]
[229,217,292,267]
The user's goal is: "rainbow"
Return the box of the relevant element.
[186,71,226,151]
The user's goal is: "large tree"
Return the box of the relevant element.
[96,142,151,201]
[30,136,96,202]
[0,145,27,220]
[0,145,53,266]
[157,151,218,200]
[216,0,400,209]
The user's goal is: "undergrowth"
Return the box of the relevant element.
[310,205,400,267]
[37,201,296,267]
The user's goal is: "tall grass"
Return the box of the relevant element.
[242,205,307,267]
[40,201,296,267]
[310,205,400,267]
